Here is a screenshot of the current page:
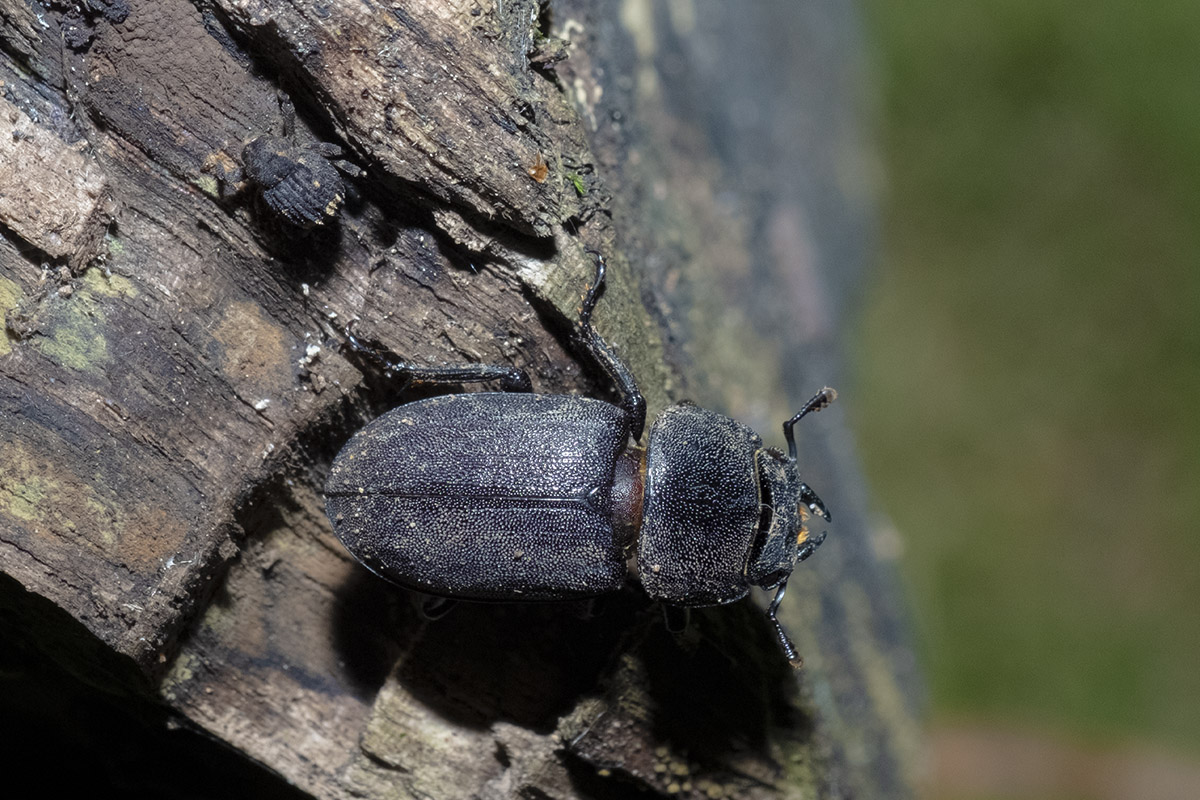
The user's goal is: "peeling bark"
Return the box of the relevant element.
[0,1,920,798]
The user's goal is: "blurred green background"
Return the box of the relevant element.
[852,0,1200,797]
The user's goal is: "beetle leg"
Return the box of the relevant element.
[661,603,690,634]
[342,323,532,392]
[277,91,296,139]
[311,140,343,158]
[419,595,457,620]
[572,596,607,620]
[766,581,804,669]
[575,251,647,440]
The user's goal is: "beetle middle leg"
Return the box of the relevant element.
[419,595,458,620]
[342,324,532,392]
[661,604,690,634]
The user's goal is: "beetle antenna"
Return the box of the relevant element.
[767,580,803,669]
[783,387,837,460]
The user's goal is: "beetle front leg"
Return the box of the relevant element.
[766,581,804,669]
[782,387,837,460]
[342,324,532,392]
[574,251,647,440]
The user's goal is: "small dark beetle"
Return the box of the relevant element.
[241,97,362,228]
[325,255,835,666]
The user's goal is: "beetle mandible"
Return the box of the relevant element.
[324,254,835,666]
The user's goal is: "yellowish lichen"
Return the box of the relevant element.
[0,276,21,357]
[159,650,199,701]
[33,268,135,371]
[82,266,136,298]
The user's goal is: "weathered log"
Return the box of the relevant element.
[0,1,920,797]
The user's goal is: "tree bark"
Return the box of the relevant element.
[0,1,920,798]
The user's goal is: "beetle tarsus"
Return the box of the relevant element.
[767,581,804,669]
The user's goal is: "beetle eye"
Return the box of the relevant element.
[760,569,788,590]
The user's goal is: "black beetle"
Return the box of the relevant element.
[240,95,363,228]
[324,255,835,666]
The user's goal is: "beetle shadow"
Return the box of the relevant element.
[637,602,811,755]
[558,600,813,794]
[330,564,645,734]
[327,565,420,700]
[331,563,808,763]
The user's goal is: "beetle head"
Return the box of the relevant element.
[748,452,830,589]
[747,387,836,667]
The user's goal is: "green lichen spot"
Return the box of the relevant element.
[0,276,20,312]
[84,497,119,547]
[82,266,136,298]
[567,172,587,196]
[5,474,49,523]
[0,442,59,527]
[105,233,125,257]
[0,276,21,357]
[38,309,110,371]
[160,651,199,701]
[34,268,137,371]
[194,173,220,198]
